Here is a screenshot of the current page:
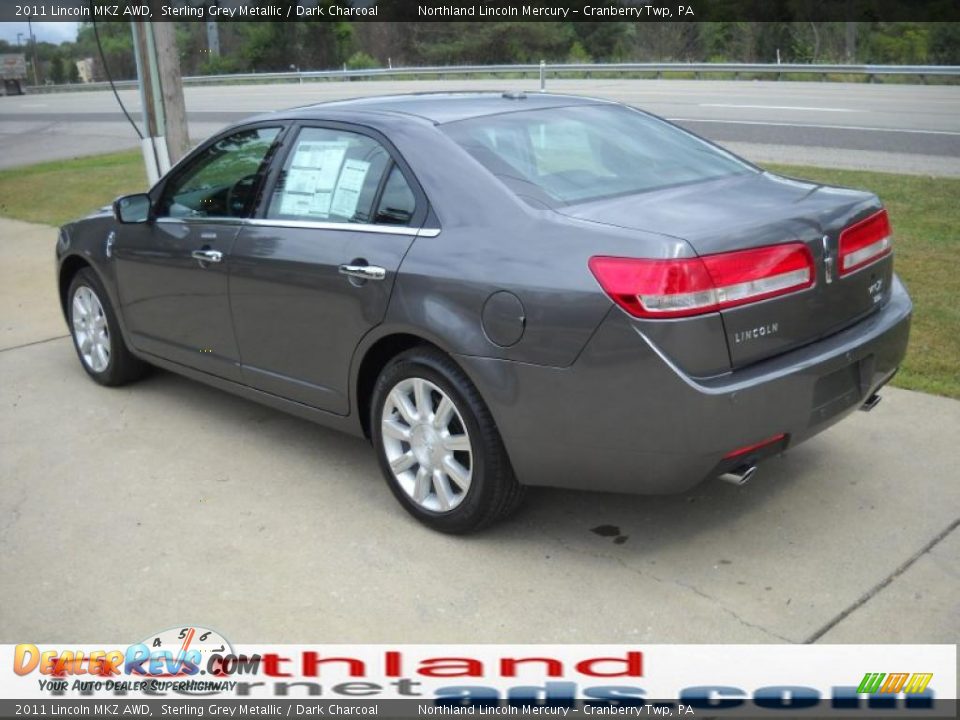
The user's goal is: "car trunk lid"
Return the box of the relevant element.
[566,171,895,368]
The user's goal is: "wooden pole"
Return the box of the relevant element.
[148,4,190,163]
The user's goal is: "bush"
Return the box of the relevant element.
[345,52,378,71]
[567,41,592,64]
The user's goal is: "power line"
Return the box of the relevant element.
[89,3,143,140]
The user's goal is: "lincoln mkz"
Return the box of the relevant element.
[56,92,911,532]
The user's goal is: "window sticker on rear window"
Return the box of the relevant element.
[329,159,371,219]
[277,140,347,218]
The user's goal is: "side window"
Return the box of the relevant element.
[157,127,280,217]
[159,127,281,219]
[267,127,393,224]
[374,166,417,226]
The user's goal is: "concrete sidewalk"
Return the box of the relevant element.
[1,217,957,644]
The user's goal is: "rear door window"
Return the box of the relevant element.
[267,127,391,224]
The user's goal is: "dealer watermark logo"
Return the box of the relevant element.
[14,626,262,695]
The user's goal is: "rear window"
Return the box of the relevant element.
[442,104,755,205]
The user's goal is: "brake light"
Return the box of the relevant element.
[589,243,814,319]
[838,209,892,276]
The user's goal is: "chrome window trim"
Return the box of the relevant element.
[156,216,245,227]
[154,216,440,237]
[245,218,440,237]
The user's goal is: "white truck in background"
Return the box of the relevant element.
[1,54,27,96]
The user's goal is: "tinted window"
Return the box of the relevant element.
[160,127,280,218]
[442,104,755,205]
[375,166,417,226]
[268,128,390,224]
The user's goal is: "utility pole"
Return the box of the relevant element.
[26,19,39,86]
[131,21,165,183]
[845,22,858,63]
[129,8,190,183]
[206,20,220,57]
[151,16,190,163]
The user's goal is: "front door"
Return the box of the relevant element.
[114,125,283,381]
[228,124,428,415]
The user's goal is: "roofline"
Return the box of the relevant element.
[256,91,621,125]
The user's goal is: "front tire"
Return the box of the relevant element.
[67,268,147,386]
[371,347,524,533]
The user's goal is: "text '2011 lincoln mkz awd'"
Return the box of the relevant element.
[56,92,911,532]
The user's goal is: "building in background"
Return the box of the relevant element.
[76,57,96,83]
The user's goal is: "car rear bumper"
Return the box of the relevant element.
[458,274,912,494]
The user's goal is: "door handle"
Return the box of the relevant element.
[339,264,386,281]
[191,248,223,264]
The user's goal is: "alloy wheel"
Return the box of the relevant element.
[380,377,473,512]
[72,286,111,373]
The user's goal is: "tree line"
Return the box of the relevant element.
[1,21,957,85]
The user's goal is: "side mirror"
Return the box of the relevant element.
[114,193,152,224]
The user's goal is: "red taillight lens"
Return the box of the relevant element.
[838,209,892,276]
[589,243,814,319]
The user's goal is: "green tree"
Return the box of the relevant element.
[75,21,136,79]
[49,55,65,84]
[929,23,960,64]
[864,23,929,64]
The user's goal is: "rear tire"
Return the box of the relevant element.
[67,268,147,386]
[371,347,525,533]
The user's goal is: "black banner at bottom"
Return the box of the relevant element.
[1,699,957,719]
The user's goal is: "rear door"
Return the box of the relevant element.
[228,122,431,415]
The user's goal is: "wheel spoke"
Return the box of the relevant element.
[434,396,455,429]
[433,470,453,511]
[390,451,416,474]
[388,388,418,425]
[442,433,470,452]
[442,456,471,491]
[413,467,431,504]
[73,294,87,320]
[94,342,109,370]
[382,417,412,441]
[413,378,431,420]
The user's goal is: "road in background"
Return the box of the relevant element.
[1,79,959,175]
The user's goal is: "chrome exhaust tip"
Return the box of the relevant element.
[860,393,882,412]
[718,465,757,486]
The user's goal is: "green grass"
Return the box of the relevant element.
[0,152,956,398]
[0,150,149,227]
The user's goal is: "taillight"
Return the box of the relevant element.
[589,243,814,319]
[838,209,892,276]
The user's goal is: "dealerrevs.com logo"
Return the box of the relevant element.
[14,627,261,693]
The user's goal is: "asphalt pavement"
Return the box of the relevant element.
[1,217,957,644]
[2,78,959,175]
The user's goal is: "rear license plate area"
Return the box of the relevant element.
[810,360,862,425]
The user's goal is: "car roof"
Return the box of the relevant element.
[261,91,608,125]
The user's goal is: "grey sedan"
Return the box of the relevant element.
[56,92,911,533]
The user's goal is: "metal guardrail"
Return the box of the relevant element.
[25,61,960,93]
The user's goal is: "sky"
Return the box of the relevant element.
[0,22,79,45]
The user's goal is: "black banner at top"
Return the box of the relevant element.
[1,0,959,23]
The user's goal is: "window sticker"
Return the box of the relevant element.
[278,140,348,218]
[329,159,371,219]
